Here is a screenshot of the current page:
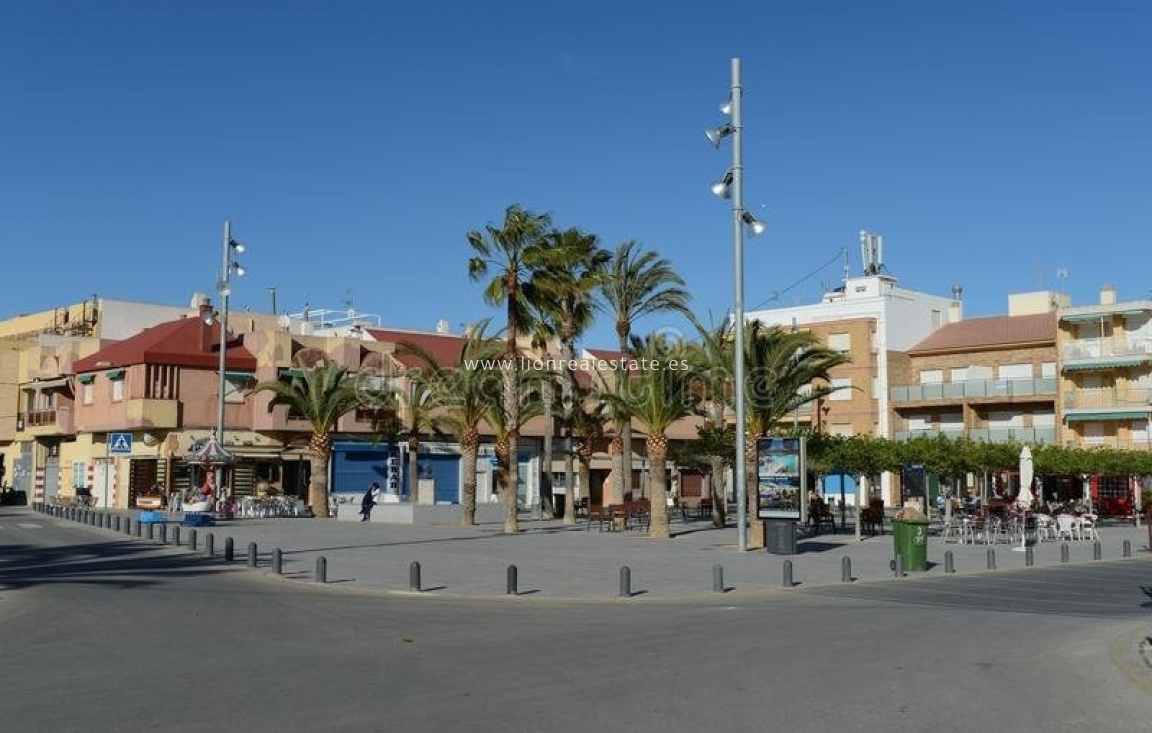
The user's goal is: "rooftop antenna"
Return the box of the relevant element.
[842,246,850,282]
[859,230,883,276]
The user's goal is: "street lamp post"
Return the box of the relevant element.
[707,57,765,552]
[215,221,246,499]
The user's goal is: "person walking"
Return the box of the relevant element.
[360,482,382,522]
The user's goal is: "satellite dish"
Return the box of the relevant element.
[142,433,158,446]
[277,314,291,329]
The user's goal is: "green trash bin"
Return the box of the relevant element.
[892,511,930,572]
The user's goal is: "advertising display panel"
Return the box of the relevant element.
[756,436,805,520]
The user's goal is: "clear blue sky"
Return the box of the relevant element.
[3,1,1149,347]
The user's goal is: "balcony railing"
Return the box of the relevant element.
[890,377,1057,403]
[893,426,1056,444]
[1063,337,1152,361]
[1063,387,1152,410]
[17,407,74,434]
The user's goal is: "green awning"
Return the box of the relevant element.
[1065,411,1151,422]
[1062,359,1150,371]
[224,371,255,381]
[77,374,95,384]
[105,368,125,380]
[1060,313,1105,322]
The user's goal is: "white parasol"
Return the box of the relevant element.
[1013,445,1034,552]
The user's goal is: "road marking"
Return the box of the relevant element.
[17,523,42,529]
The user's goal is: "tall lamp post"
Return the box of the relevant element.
[215,220,246,498]
[706,57,766,552]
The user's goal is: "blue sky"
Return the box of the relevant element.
[3,0,1149,347]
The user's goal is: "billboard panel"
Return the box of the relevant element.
[757,436,805,520]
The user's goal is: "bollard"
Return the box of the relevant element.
[247,542,258,568]
[713,564,725,593]
[1093,541,1102,561]
[147,522,154,541]
[506,564,518,595]
[172,525,181,546]
[135,520,142,537]
[272,548,283,575]
[315,556,327,583]
[224,537,235,562]
[986,548,996,570]
[944,550,954,574]
[205,532,214,557]
[124,519,133,536]
[1060,543,1069,563]
[1123,539,1131,558]
[783,559,795,587]
[114,515,121,532]
[158,523,167,544]
[619,566,632,598]
[894,555,904,578]
[1025,546,1034,567]
[841,557,852,583]
[189,528,198,551]
[409,561,421,591]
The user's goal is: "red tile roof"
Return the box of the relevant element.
[908,313,1056,354]
[367,328,466,369]
[72,316,257,372]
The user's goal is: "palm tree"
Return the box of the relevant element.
[399,328,503,525]
[602,334,698,539]
[485,366,547,517]
[568,384,606,512]
[686,313,736,527]
[741,320,851,546]
[254,362,368,518]
[530,227,608,524]
[468,204,552,533]
[391,354,445,503]
[599,240,691,503]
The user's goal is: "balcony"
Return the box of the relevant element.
[1062,338,1152,370]
[893,426,1056,444]
[17,406,75,435]
[890,378,1057,403]
[124,398,180,429]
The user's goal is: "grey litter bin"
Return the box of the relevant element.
[765,519,798,555]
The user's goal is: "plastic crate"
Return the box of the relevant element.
[138,510,165,524]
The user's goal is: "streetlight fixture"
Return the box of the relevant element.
[215,221,247,499]
[706,57,766,552]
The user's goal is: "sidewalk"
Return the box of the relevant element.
[37,505,1152,600]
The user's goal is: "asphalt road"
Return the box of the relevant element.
[2,509,1150,733]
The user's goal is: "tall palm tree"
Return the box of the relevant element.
[602,334,698,539]
[685,313,735,527]
[391,355,444,503]
[484,365,547,517]
[598,240,691,503]
[530,227,609,524]
[254,362,368,519]
[741,320,851,546]
[568,385,606,512]
[398,329,503,525]
[468,205,552,533]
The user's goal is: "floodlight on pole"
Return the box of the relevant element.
[215,221,247,503]
[706,57,763,552]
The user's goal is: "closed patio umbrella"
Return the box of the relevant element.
[1013,445,1034,552]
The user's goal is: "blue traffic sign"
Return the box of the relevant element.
[109,432,133,454]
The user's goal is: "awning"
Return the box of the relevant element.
[1060,313,1105,323]
[1062,359,1150,371]
[105,368,125,380]
[77,374,95,384]
[1064,411,1151,422]
[28,377,70,391]
[224,371,256,381]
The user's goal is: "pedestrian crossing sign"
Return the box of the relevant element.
[109,432,133,454]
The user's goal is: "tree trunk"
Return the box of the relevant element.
[606,434,624,506]
[460,433,478,526]
[560,344,576,525]
[541,379,554,517]
[618,336,633,499]
[502,368,520,534]
[745,436,764,549]
[407,434,420,503]
[647,436,670,539]
[309,455,330,519]
[708,455,727,528]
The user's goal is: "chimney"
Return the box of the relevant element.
[1100,284,1116,305]
[949,284,963,322]
[436,319,451,334]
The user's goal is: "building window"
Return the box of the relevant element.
[1081,422,1105,445]
[111,379,124,402]
[997,363,1031,380]
[827,332,851,353]
[871,375,879,399]
[919,369,943,385]
[830,377,852,401]
[83,383,93,405]
[1041,362,1056,378]
[829,423,854,437]
[1131,420,1150,444]
[72,461,87,489]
